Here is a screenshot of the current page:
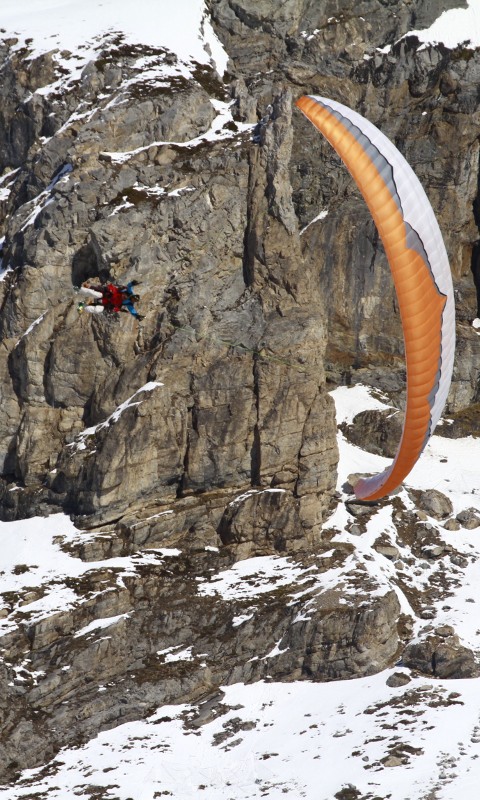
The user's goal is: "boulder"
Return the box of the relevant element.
[456,508,480,529]
[386,671,411,688]
[402,630,478,679]
[444,518,461,531]
[407,489,453,520]
[341,408,403,458]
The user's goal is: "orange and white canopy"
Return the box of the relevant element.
[296,95,455,501]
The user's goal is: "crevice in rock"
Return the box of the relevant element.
[43,341,57,408]
[250,352,261,486]
[71,241,106,288]
[177,414,192,499]
[177,373,197,497]
[353,224,379,370]
[6,347,24,406]
[43,312,69,409]
[242,153,258,287]
[294,395,314,499]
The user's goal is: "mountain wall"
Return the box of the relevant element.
[1,0,480,784]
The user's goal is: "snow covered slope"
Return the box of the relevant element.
[2,0,229,79]
[402,0,480,50]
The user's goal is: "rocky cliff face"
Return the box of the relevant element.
[0,38,338,529]
[1,0,479,786]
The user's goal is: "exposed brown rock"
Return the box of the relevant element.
[456,507,480,529]
[407,489,454,521]
[402,630,479,679]
[342,408,403,458]
[386,671,411,688]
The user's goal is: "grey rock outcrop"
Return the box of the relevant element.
[402,627,479,679]
[456,507,480,529]
[342,408,404,458]
[0,55,339,527]
[407,489,454,520]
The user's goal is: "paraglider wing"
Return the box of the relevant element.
[295,95,455,501]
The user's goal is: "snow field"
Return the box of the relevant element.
[2,675,480,800]
[1,0,229,79]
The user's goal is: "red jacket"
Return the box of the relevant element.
[102,283,124,312]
